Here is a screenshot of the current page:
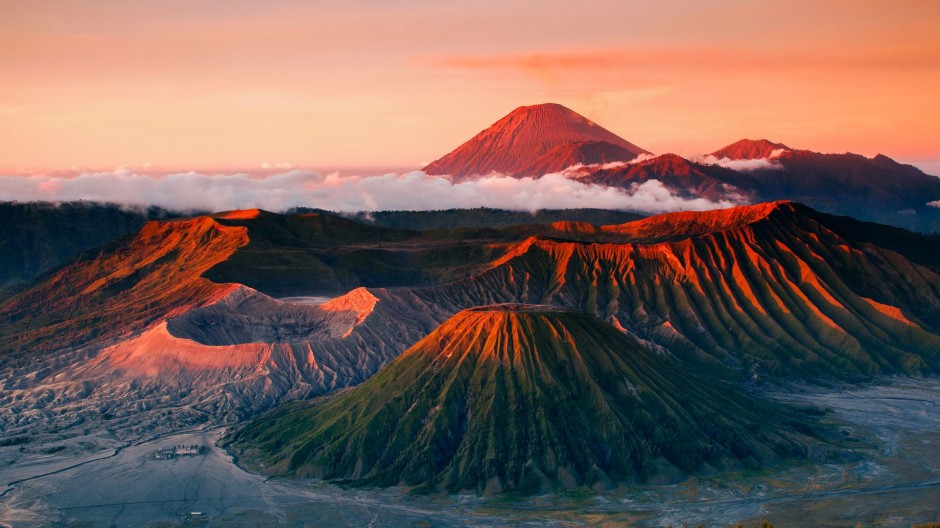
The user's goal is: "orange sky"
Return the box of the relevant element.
[1,0,938,172]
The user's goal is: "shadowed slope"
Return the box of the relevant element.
[0,201,178,289]
[423,103,649,180]
[339,207,644,230]
[582,153,757,202]
[231,306,817,494]
[203,210,424,296]
[708,141,940,232]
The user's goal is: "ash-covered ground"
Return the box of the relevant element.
[2,378,939,527]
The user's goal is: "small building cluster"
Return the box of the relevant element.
[152,444,206,460]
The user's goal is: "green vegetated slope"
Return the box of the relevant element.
[231,305,820,494]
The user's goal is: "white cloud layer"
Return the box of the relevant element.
[0,169,744,214]
[694,154,784,171]
[928,200,940,208]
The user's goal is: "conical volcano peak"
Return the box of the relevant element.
[412,304,589,364]
[508,102,582,117]
[711,138,790,160]
[233,304,820,494]
[500,103,604,133]
[423,103,649,180]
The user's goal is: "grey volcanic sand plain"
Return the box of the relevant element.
[2,379,940,527]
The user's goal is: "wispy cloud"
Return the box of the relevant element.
[426,47,940,77]
[261,162,293,169]
[0,170,743,214]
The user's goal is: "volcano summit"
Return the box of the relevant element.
[423,103,650,180]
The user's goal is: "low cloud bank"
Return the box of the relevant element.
[0,169,744,214]
[694,154,784,172]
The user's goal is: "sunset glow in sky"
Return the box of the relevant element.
[1,0,938,172]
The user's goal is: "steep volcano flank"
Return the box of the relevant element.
[393,202,940,380]
[524,140,642,174]
[232,306,814,494]
[423,103,649,180]
[0,216,248,357]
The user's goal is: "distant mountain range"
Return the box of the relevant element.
[424,103,940,233]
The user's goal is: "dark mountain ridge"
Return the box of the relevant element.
[706,140,940,232]
[0,201,180,290]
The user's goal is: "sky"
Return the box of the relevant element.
[1,0,939,172]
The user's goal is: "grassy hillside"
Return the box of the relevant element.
[230,306,823,494]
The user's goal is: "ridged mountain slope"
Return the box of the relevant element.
[0,216,248,357]
[4,202,939,439]
[231,305,816,494]
[387,202,940,380]
[423,103,649,180]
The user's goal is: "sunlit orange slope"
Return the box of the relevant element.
[393,201,940,380]
[423,103,649,180]
[232,304,819,493]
